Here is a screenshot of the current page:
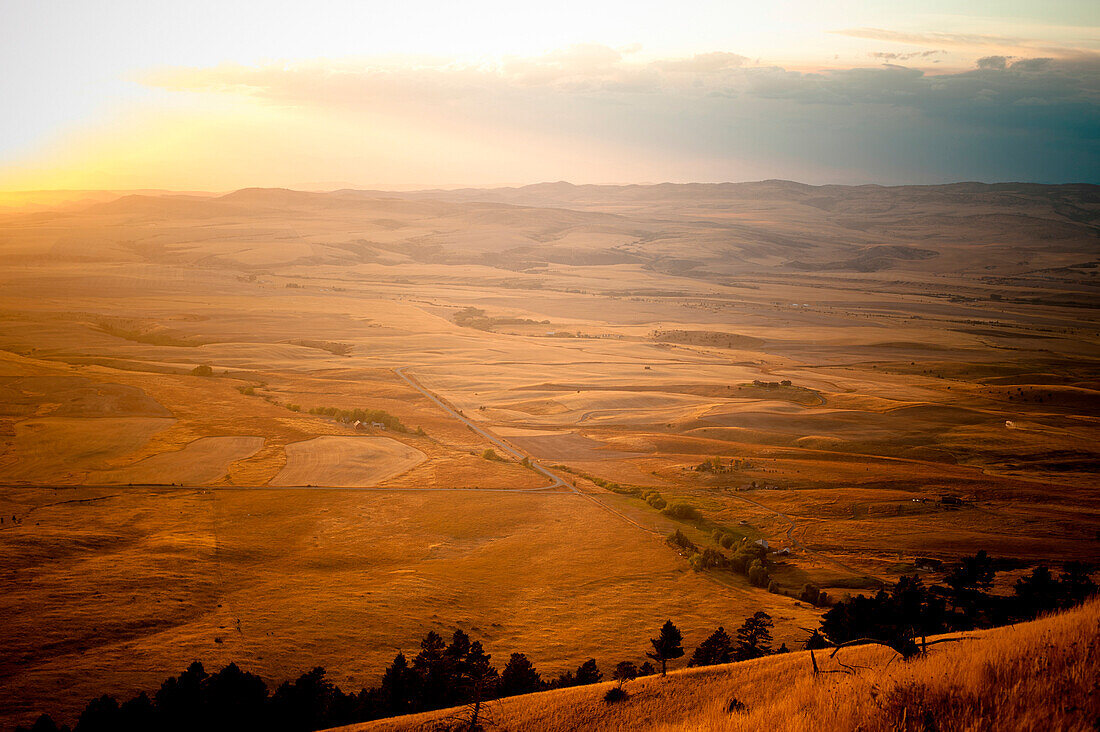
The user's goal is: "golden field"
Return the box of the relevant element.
[0,182,1097,728]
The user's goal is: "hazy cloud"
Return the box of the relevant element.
[142,47,1100,183]
[871,50,944,61]
[834,28,1030,49]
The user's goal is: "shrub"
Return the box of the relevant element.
[191,364,213,376]
[668,529,698,554]
[603,687,628,704]
[719,533,736,549]
[647,495,667,510]
[662,503,702,521]
[748,560,770,588]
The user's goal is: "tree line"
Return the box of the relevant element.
[15,611,782,732]
[816,552,1096,659]
[17,552,1095,732]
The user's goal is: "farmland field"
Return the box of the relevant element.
[1,182,1098,728]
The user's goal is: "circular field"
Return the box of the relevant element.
[270,436,426,487]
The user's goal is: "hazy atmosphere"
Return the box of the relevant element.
[3,0,1099,190]
[2,2,1098,732]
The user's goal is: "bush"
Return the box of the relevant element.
[603,687,628,704]
[647,495,667,510]
[748,560,770,588]
[668,529,698,554]
[800,583,821,605]
[701,548,729,569]
[719,534,736,549]
[768,580,781,594]
[191,364,213,376]
[481,449,503,461]
[662,503,702,521]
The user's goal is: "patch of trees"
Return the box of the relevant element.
[287,339,353,356]
[190,364,214,376]
[688,612,782,667]
[694,456,750,473]
[452,307,548,332]
[662,502,702,521]
[818,552,1097,660]
[18,629,630,732]
[307,406,408,432]
[668,529,772,586]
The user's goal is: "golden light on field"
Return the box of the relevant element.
[1,2,1098,731]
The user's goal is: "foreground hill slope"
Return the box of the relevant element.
[333,599,1099,732]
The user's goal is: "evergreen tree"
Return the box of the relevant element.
[734,612,773,660]
[575,658,602,685]
[499,653,542,697]
[457,641,498,732]
[689,626,733,666]
[74,696,120,732]
[646,620,684,675]
[379,654,418,716]
[412,631,453,709]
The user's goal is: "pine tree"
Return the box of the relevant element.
[646,620,684,675]
[379,653,417,715]
[499,653,542,697]
[734,612,773,660]
[689,626,733,667]
[575,658,602,685]
[457,641,498,732]
[412,630,452,709]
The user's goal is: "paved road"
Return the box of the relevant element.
[394,367,664,537]
[394,366,568,491]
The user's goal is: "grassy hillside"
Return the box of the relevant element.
[333,598,1099,732]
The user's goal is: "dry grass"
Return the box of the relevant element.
[339,598,1100,732]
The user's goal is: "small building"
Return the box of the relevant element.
[755,539,769,550]
[915,557,944,571]
[370,421,386,430]
[352,420,364,430]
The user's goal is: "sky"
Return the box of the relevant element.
[1,0,1098,190]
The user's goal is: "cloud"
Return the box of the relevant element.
[656,52,749,72]
[834,28,1029,49]
[871,50,945,61]
[138,47,1100,184]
